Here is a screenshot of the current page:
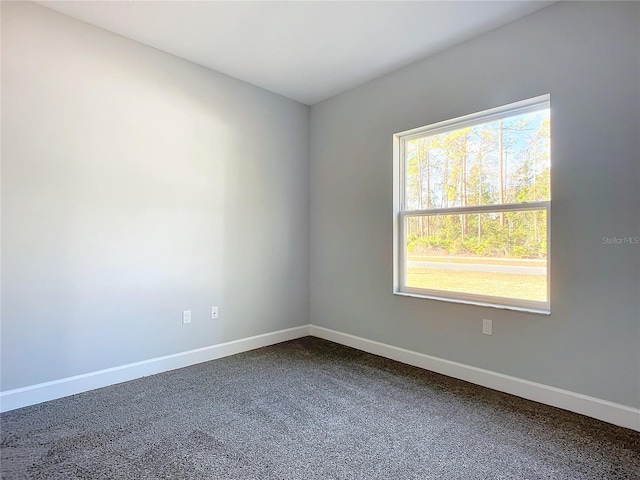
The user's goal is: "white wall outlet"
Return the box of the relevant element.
[482,319,492,335]
[211,306,219,320]
[182,310,192,324]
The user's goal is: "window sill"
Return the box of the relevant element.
[393,290,550,315]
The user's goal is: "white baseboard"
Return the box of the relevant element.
[0,325,310,413]
[3,323,638,432]
[309,325,640,432]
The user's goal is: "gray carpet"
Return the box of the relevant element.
[1,337,639,479]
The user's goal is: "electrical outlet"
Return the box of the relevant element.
[482,319,492,335]
[182,310,192,324]
[211,306,219,320]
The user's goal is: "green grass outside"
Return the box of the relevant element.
[406,267,547,302]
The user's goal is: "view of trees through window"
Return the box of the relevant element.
[401,105,550,306]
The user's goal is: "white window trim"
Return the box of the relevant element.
[393,95,551,314]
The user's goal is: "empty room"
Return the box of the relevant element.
[1,1,639,478]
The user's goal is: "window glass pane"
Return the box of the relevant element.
[404,109,550,210]
[404,210,548,303]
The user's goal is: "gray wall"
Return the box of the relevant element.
[1,2,309,391]
[2,1,639,410]
[310,1,640,408]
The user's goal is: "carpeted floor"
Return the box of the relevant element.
[1,337,639,479]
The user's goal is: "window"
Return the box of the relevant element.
[393,95,550,313]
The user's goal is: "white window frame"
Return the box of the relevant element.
[393,95,551,314]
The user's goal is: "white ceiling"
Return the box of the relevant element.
[36,1,555,105]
